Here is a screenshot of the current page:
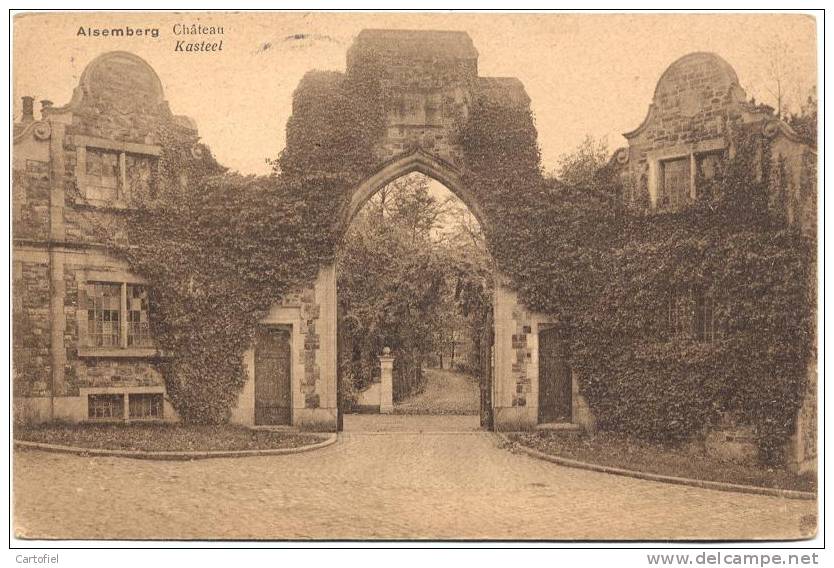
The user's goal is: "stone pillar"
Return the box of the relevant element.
[378,347,394,414]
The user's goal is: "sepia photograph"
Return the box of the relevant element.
[9,8,822,550]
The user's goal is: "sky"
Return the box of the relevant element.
[13,12,817,176]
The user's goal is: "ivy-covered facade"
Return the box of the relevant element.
[13,52,195,424]
[608,52,816,471]
[12,35,816,472]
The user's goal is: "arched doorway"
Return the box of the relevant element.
[334,157,494,431]
[232,29,588,433]
[337,149,488,234]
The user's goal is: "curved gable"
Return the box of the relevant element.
[625,52,747,142]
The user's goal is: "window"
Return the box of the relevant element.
[697,151,724,182]
[695,151,725,200]
[88,394,124,419]
[694,288,719,342]
[85,149,121,201]
[129,393,163,419]
[125,153,156,197]
[86,392,164,421]
[84,280,153,350]
[127,284,152,347]
[667,291,688,337]
[667,286,721,342]
[661,157,691,209]
[76,137,160,204]
[87,282,122,347]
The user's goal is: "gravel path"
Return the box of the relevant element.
[395,367,479,415]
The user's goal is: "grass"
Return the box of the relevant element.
[15,422,327,452]
[508,430,817,493]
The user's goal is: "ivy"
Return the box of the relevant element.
[460,101,814,464]
[111,62,386,423]
[106,56,812,465]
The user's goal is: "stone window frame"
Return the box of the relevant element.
[646,139,726,209]
[73,135,161,208]
[87,392,125,420]
[659,155,692,210]
[76,269,158,358]
[81,386,166,423]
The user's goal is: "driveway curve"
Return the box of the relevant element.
[13,417,815,540]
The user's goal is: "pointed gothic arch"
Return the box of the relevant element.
[339,149,488,238]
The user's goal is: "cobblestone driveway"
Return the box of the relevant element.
[14,416,816,540]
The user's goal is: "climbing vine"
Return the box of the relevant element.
[107,54,813,464]
[459,101,815,464]
[110,61,386,423]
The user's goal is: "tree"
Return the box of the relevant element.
[787,85,817,145]
[337,174,452,401]
[336,173,494,403]
[756,37,813,120]
[432,200,493,372]
[553,135,610,188]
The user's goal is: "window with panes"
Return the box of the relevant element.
[85,148,121,201]
[82,147,157,203]
[85,281,152,349]
[86,282,122,347]
[667,286,720,342]
[88,394,124,419]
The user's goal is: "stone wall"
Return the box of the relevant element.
[348,30,477,166]
[347,29,530,168]
[12,259,51,398]
[231,264,337,430]
[491,283,594,431]
[626,52,743,152]
[615,51,816,238]
[12,160,50,241]
[12,50,198,424]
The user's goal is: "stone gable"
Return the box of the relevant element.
[347,29,529,167]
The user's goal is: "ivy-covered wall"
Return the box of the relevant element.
[12,38,817,469]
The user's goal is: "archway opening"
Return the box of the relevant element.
[336,171,495,431]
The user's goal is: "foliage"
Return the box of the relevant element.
[113,64,386,422]
[12,307,46,397]
[460,106,813,463]
[554,134,611,189]
[787,87,818,146]
[337,174,490,402]
[434,200,494,371]
[108,54,813,465]
[509,430,816,492]
[15,422,324,451]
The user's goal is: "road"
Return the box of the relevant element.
[13,415,816,540]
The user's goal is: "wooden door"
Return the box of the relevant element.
[255,326,292,425]
[538,326,572,423]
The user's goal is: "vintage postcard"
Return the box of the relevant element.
[11,10,820,544]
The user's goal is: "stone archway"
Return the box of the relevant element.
[332,154,493,430]
[338,148,488,236]
[232,29,592,432]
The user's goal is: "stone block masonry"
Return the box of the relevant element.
[13,50,202,424]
